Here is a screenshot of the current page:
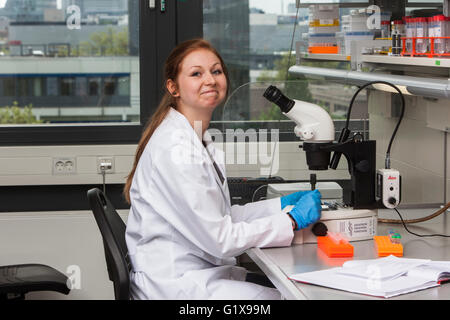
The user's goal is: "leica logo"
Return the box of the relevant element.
[388,176,397,180]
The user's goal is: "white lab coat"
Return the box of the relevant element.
[125,107,294,300]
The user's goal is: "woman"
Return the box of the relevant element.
[124,39,322,300]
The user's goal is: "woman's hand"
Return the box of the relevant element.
[287,190,322,231]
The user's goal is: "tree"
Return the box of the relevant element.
[0,101,44,124]
[257,53,350,120]
[75,27,129,56]
[257,53,312,120]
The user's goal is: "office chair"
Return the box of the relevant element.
[0,263,70,299]
[87,188,131,300]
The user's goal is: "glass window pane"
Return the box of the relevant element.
[88,77,100,96]
[103,78,116,96]
[46,77,58,96]
[32,77,44,97]
[3,78,16,96]
[117,76,130,96]
[0,0,139,125]
[61,77,75,96]
[203,1,368,139]
[18,78,29,96]
[75,77,87,96]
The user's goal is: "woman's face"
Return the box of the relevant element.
[168,49,227,112]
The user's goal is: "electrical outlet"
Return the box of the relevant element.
[97,156,115,174]
[53,157,76,175]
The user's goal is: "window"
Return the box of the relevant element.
[203,0,368,142]
[117,76,130,96]
[0,0,202,145]
[32,77,45,97]
[103,78,117,96]
[46,77,58,96]
[88,77,100,96]
[0,0,139,124]
[3,78,16,96]
[75,77,87,97]
[61,77,75,96]
[0,0,142,144]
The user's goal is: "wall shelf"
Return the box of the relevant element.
[289,65,450,99]
[298,52,350,62]
[361,55,450,68]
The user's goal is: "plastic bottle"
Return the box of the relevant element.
[393,19,406,35]
[446,16,450,54]
[381,20,390,38]
[405,17,416,53]
[431,15,446,54]
[391,20,405,55]
[416,17,428,54]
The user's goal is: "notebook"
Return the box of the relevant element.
[289,255,450,298]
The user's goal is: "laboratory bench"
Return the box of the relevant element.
[246,207,450,300]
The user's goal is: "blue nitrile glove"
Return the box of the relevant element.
[288,189,322,230]
[281,190,313,209]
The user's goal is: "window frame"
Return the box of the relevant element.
[0,0,203,146]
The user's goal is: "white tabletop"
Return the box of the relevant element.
[246,207,450,300]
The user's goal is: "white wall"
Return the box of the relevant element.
[0,210,124,300]
[368,90,450,205]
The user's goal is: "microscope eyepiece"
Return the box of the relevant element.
[263,85,295,113]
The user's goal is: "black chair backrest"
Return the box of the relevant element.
[87,188,131,300]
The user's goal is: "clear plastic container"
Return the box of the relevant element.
[391,20,405,36]
[405,17,416,53]
[381,20,390,38]
[308,33,338,47]
[446,16,450,54]
[309,4,339,27]
[430,15,446,54]
[343,31,375,55]
[415,17,428,53]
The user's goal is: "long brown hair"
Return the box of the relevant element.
[123,38,230,203]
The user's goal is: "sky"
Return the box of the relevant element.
[249,0,297,14]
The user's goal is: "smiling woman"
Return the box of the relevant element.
[166,49,228,135]
[123,38,301,300]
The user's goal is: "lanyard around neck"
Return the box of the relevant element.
[202,141,225,185]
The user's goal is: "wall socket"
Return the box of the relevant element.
[53,157,77,175]
[97,156,115,174]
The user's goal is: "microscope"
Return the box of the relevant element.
[263,85,382,244]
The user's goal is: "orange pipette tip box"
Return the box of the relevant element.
[373,236,403,257]
[308,46,339,54]
[317,236,354,258]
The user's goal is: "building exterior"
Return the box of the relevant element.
[61,0,128,17]
[1,0,58,22]
[0,56,139,122]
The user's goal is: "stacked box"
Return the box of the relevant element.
[304,4,339,53]
[339,10,376,55]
